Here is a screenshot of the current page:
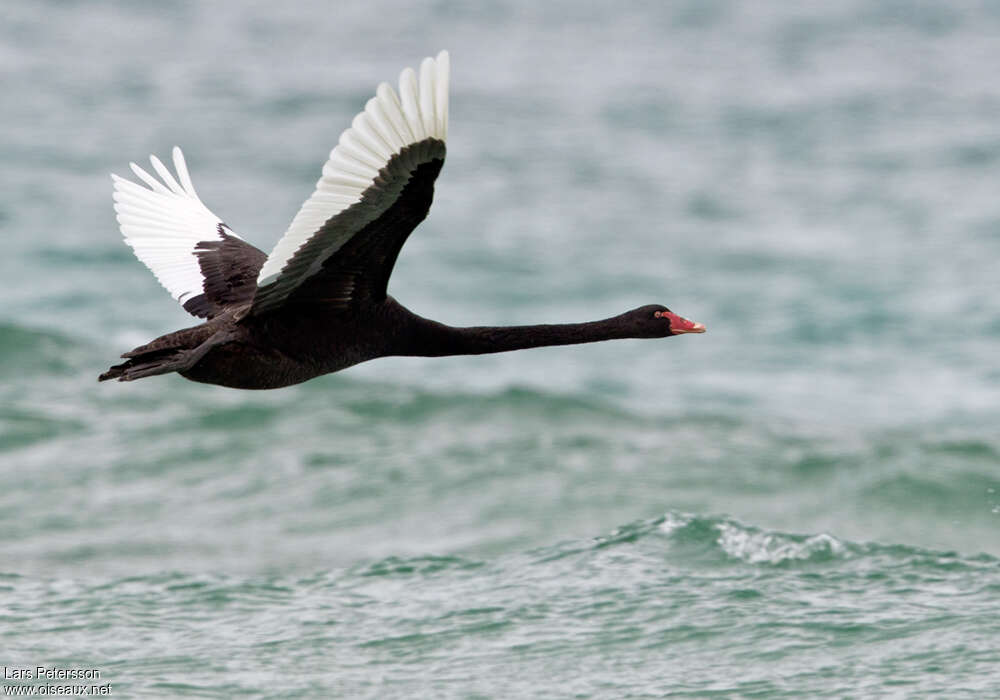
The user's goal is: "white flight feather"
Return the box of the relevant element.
[256,50,450,287]
[112,146,235,305]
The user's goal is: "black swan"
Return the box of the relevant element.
[100,51,704,390]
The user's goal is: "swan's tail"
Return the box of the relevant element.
[99,348,191,382]
[99,324,221,383]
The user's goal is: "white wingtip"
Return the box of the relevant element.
[149,154,185,195]
[398,66,424,142]
[172,146,199,198]
[419,57,436,138]
[113,147,235,307]
[435,50,450,139]
[255,52,451,290]
[129,161,170,194]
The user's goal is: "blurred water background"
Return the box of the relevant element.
[2,1,999,697]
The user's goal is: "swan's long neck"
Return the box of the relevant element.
[391,307,631,357]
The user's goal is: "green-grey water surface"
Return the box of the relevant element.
[2,1,999,697]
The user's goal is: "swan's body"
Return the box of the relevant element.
[100,52,704,390]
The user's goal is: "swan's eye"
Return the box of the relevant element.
[654,311,662,318]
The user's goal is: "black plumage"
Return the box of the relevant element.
[182,225,267,319]
[100,53,704,390]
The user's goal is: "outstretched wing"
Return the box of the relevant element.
[112,147,267,319]
[250,51,449,316]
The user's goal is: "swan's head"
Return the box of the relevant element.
[626,304,705,338]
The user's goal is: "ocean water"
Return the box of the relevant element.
[2,0,999,697]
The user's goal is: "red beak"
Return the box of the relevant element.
[662,311,705,334]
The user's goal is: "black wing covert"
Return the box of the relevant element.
[183,225,268,318]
